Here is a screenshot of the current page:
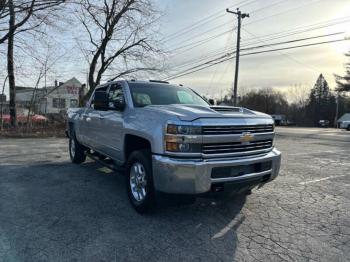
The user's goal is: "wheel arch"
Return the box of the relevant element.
[124,134,152,161]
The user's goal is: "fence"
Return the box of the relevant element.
[0,114,67,138]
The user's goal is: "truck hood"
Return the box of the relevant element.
[143,104,271,121]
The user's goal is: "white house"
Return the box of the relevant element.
[40,78,84,114]
[16,77,85,115]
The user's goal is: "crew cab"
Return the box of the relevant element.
[67,80,281,212]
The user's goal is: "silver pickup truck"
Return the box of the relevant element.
[67,80,281,212]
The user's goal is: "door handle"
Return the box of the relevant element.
[98,115,105,120]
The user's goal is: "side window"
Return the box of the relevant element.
[90,86,108,109]
[108,84,124,109]
[53,98,66,108]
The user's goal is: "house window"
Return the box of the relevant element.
[70,99,78,107]
[52,98,66,108]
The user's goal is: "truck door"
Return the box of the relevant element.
[98,83,124,162]
[84,86,108,150]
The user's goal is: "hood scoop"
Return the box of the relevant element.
[210,106,243,113]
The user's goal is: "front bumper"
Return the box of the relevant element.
[152,148,281,194]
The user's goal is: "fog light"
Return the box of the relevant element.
[166,142,178,152]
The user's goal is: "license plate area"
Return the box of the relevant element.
[211,161,272,179]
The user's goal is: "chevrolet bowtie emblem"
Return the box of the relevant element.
[240,132,254,143]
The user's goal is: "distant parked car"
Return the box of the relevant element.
[0,114,47,124]
[340,120,350,131]
[318,120,330,127]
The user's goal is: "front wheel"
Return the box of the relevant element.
[69,134,86,164]
[126,149,156,213]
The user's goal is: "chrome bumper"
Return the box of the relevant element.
[152,148,281,194]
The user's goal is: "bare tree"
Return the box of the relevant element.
[75,0,162,97]
[286,84,310,107]
[0,74,8,130]
[6,0,15,127]
[25,41,66,128]
[0,0,66,127]
[0,1,66,45]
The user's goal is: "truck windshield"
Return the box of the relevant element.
[128,82,209,107]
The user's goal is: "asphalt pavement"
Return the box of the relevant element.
[0,127,349,261]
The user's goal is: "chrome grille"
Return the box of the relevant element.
[202,139,273,155]
[202,124,274,135]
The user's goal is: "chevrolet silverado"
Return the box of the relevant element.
[67,80,281,213]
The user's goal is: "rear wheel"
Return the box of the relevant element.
[69,134,86,164]
[126,149,156,213]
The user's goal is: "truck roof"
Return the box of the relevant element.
[126,80,170,84]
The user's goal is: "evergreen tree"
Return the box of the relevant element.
[335,51,350,92]
[306,74,336,126]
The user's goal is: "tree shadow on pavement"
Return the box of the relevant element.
[0,161,247,261]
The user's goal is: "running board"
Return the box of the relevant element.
[85,151,125,173]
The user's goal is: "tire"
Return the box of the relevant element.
[69,133,86,164]
[126,149,156,213]
[347,125,350,131]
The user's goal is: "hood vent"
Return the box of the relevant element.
[210,106,243,113]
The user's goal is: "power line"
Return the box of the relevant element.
[165,22,235,50]
[168,16,350,56]
[249,0,285,14]
[167,27,234,53]
[241,28,335,77]
[241,31,344,52]
[240,38,349,57]
[164,0,299,51]
[244,0,323,28]
[163,38,350,81]
[242,16,350,47]
[208,30,233,90]
[164,0,323,51]
[169,31,345,72]
[162,0,253,42]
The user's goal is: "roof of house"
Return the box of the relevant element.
[16,78,83,94]
[338,113,350,122]
[16,86,35,92]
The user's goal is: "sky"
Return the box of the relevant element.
[1,0,350,101]
[156,0,350,99]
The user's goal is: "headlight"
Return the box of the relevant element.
[165,124,202,153]
[167,124,202,135]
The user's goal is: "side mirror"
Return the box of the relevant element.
[208,98,215,105]
[94,91,108,111]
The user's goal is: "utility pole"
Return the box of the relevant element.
[226,8,249,106]
[335,91,339,128]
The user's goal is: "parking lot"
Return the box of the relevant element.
[0,127,349,261]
